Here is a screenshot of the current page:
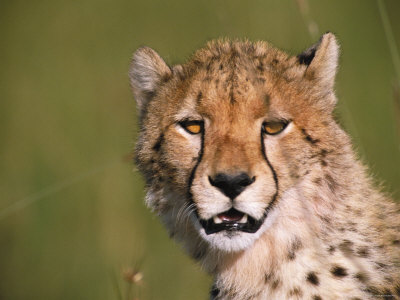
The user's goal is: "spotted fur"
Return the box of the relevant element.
[130,33,400,299]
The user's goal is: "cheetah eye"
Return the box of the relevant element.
[262,120,289,135]
[179,120,203,134]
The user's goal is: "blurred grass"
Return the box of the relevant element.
[0,0,399,299]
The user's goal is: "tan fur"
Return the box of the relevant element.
[130,33,400,299]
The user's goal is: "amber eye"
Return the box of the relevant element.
[180,120,203,134]
[262,121,288,135]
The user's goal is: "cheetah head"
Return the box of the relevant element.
[130,33,343,253]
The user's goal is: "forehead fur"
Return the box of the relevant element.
[164,39,331,124]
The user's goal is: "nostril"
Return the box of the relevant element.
[238,175,256,187]
[208,172,255,200]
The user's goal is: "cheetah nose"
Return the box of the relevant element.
[208,172,255,200]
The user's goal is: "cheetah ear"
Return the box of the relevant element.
[297,32,339,91]
[129,47,171,116]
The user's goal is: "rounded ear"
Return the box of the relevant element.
[297,32,340,91]
[129,47,171,116]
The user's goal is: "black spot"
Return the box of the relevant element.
[288,237,302,260]
[257,77,266,83]
[331,265,348,277]
[257,61,264,71]
[152,133,164,152]
[306,272,319,285]
[264,273,273,283]
[320,149,328,157]
[382,289,393,300]
[365,286,377,295]
[354,272,368,283]
[312,295,322,300]
[196,91,203,104]
[339,240,353,254]
[328,245,336,254]
[356,246,369,258]
[288,287,303,297]
[301,128,320,145]
[210,284,219,299]
[219,64,224,70]
[392,239,400,245]
[272,58,279,64]
[271,279,280,290]
[375,262,387,270]
[395,284,400,296]
[264,94,270,105]
[193,248,206,260]
[313,177,322,185]
[325,174,338,193]
[321,216,331,225]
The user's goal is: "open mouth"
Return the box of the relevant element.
[199,208,266,235]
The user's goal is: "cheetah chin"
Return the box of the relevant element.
[194,207,277,252]
[198,207,265,235]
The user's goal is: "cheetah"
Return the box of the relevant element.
[129,33,400,299]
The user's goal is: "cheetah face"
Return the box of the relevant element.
[180,111,289,252]
[131,34,339,253]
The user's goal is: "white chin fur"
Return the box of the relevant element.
[191,209,278,253]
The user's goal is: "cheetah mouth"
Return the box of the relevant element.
[199,208,266,235]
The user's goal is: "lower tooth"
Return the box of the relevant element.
[239,214,248,223]
[213,216,222,224]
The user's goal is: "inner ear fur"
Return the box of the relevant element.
[297,32,339,91]
[129,47,171,116]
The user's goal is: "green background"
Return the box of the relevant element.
[1,1,399,299]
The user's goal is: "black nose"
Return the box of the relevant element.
[208,172,255,200]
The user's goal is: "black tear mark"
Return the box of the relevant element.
[301,128,320,145]
[260,131,279,214]
[152,133,164,152]
[187,126,205,211]
[312,295,322,300]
